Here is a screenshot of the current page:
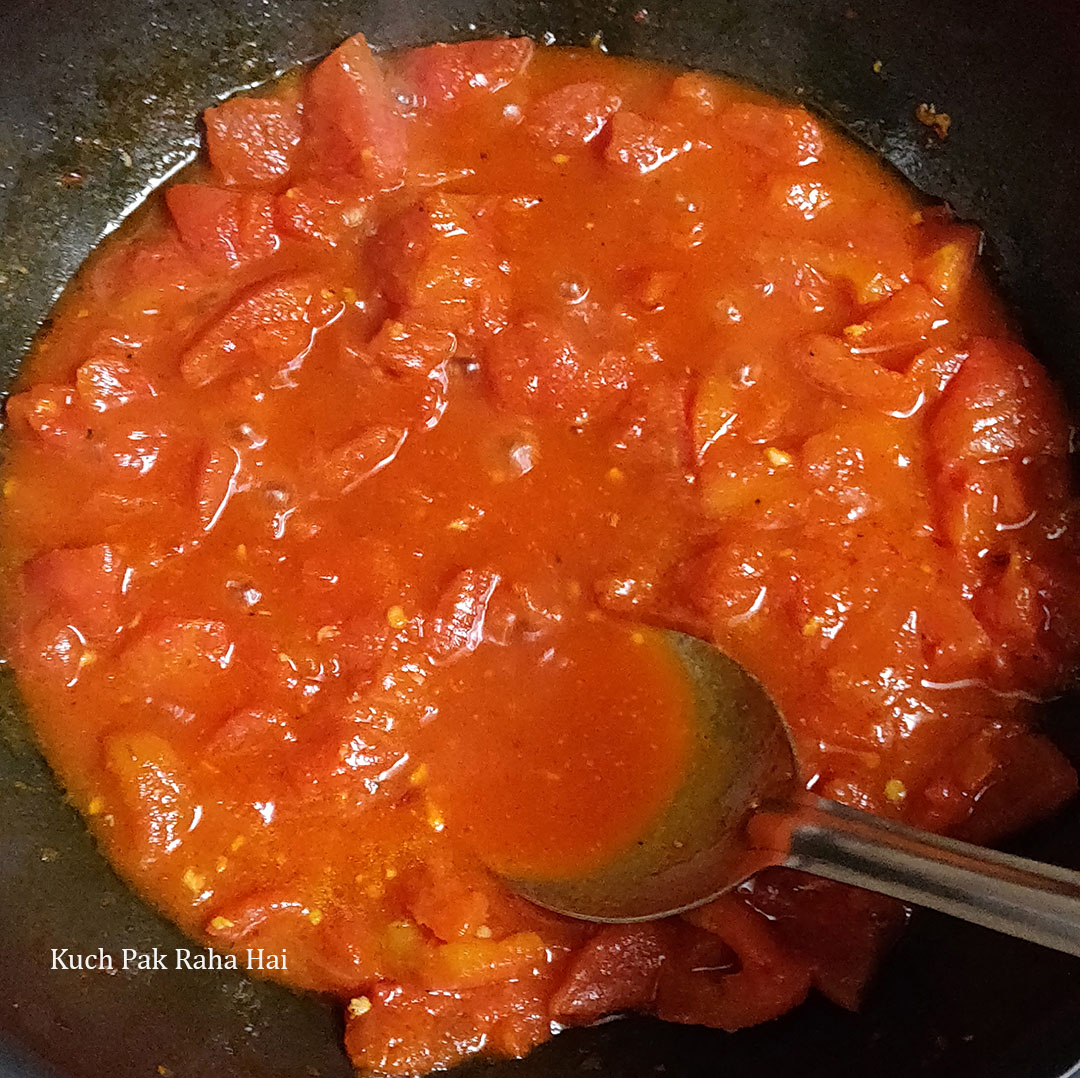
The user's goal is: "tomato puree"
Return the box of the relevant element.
[2,32,1079,1077]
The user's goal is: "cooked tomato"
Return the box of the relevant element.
[2,36,1077,1078]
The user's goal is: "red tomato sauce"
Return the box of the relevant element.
[2,33,1079,1077]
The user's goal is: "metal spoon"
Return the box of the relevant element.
[506,628,1080,956]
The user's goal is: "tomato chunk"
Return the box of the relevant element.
[719,102,825,165]
[659,896,812,1031]
[119,617,239,719]
[22,544,126,641]
[180,274,344,387]
[104,732,193,865]
[930,337,1070,468]
[527,82,622,150]
[5,384,90,450]
[741,869,907,1010]
[304,32,406,188]
[75,355,157,413]
[369,319,457,376]
[204,96,303,186]
[484,319,636,422]
[400,38,534,109]
[165,185,280,269]
[605,112,691,175]
[380,194,508,340]
[275,179,370,245]
[422,931,546,990]
[318,425,408,497]
[550,924,671,1021]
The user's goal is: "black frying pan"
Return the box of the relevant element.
[3,2,1080,1076]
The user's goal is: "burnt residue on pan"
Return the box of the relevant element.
[2,3,1080,1078]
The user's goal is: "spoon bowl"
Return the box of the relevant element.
[504,628,1080,957]
[505,630,795,921]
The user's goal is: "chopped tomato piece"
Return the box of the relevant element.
[918,225,980,301]
[165,185,280,269]
[795,334,920,415]
[405,857,491,941]
[660,896,812,1031]
[180,274,344,386]
[484,319,636,422]
[204,95,303,186]
[919,722,1078,841]
[369,319,457,375]
[527,82,621,149]
[104,732,193,864]
[421,931,546,990]
[719,102,825,165]
[605,112,691,175]
[75,355,157,413]
[22,544,125,641]
[844,283,944,366]
[275,179,371,245]
[400,38,534,109]
[930,337,1070,468]
[741,869,907,1010]
[209,705,297,757]
[5,384,90,450]
[304,32,406,187]
[667,71,717,115]
[15,620,98,687]
[120,617,239,720]
[380,194,508,340]
[614,375,693,473]
[550,923,671,1021]
[346,982,486,1077]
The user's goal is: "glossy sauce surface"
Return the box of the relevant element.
[2,35,1079,1077]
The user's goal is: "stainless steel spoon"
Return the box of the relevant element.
[506,629,1080,956]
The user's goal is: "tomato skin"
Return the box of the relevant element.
[399,38,534,109]
[204,96,303,186]
[165,185,280,269]
[304,33,406,188]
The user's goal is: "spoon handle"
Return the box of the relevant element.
[754,795,1080,957]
